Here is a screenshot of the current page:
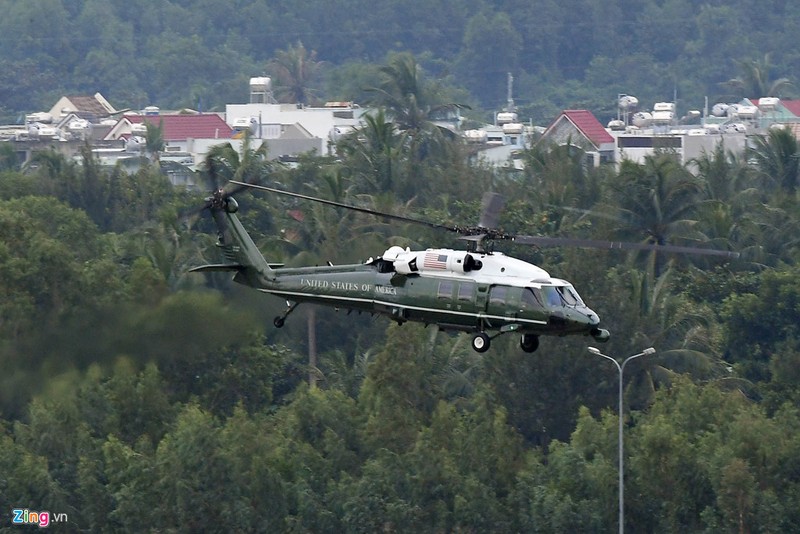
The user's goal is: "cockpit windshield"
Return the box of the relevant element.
[540,285,585,308]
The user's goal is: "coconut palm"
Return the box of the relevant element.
[607,266,729,409]
[603,153,705,274]
[691,144,764,263]
[144,120,165,163]
[366,53,468,196]
[201,134,270,188]
[722,53,793,98]
[337,109,400,194]
[267,41,323,105]
[748,125,800,197]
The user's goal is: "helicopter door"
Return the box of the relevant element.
[486,285,521,323]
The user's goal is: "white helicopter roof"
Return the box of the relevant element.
[381,246,558,286]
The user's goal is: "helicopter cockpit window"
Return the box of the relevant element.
[557,285,583,306]
[542,286,562,307]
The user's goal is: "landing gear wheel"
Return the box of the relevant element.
[273,316,286,328]
[520,334,539,353]
[472,332,491,353]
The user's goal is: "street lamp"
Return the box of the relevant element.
[587,346,656,534]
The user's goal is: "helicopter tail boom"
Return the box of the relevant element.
[190,195,275,289]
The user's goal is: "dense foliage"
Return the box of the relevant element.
[2,5,800,529]
[2,92,800,530]
[0,0,797,125]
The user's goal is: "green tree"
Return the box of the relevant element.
[366,53,467,198]
[748,125,800,197]
[723,53,794,98]
[267,41,324,105]
[604,153,707,275]
[337,109,400,193]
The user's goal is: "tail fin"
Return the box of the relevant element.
[189,196,275,288]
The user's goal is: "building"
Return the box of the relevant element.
[104,111,234,168]
[226,79,369,159]
[537,110,616,167]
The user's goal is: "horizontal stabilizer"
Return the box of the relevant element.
[189,264,244,273]
[190,262,284,273]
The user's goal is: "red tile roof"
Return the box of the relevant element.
[124,114,233,141]
[749,98,800,117]
[562,110,614,146]
[780,100,800,117]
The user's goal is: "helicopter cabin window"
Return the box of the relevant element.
[521,288,542,309]
[457,282,475,301]
[437,281,454,299]
[489,286,508,305]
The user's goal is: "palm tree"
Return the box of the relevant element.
[337,109,400,193]
[691,144,763,263]
[144,120,165,163]
[267,41,323,105]
[604,153,705,274]
[201,134,270,188]
[366,53,468,193]
[606,266,729,409]
[722,53,793,98]
[748,125,800,197]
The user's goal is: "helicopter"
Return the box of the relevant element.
[190,181,738,353]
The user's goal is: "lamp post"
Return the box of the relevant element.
[587,346,655,534]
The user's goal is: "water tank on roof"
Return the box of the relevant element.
[618,95,639,110]
[143,106,160,116]
[758,97,780,111]
[496,112,518,125]
[68,119,90,131]
[231,117,251,129]
[733,105,758,119]
[28,123,58,138]
[653,102,676,112]
[250,77,272,92]
[463,129,488,143]
[26,112,53,124]
[631,111,652,127]
[502,122,523,134]
[329,125,356,142]
[652,103,675,123]
[723,123,747,134]
[683,110,701,121]
[711,103,729,117]
[126,136,146,152]
[607,119,626,131]
[652,112,674,124]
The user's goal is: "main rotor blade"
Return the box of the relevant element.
[479,192,505,229]
[513,235,740,258]
[229,180,457,232]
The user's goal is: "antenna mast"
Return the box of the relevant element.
[506,72,516,112]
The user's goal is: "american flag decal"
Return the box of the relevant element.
[423,252,448,269]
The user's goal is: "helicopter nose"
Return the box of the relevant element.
[584,307,601,327]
